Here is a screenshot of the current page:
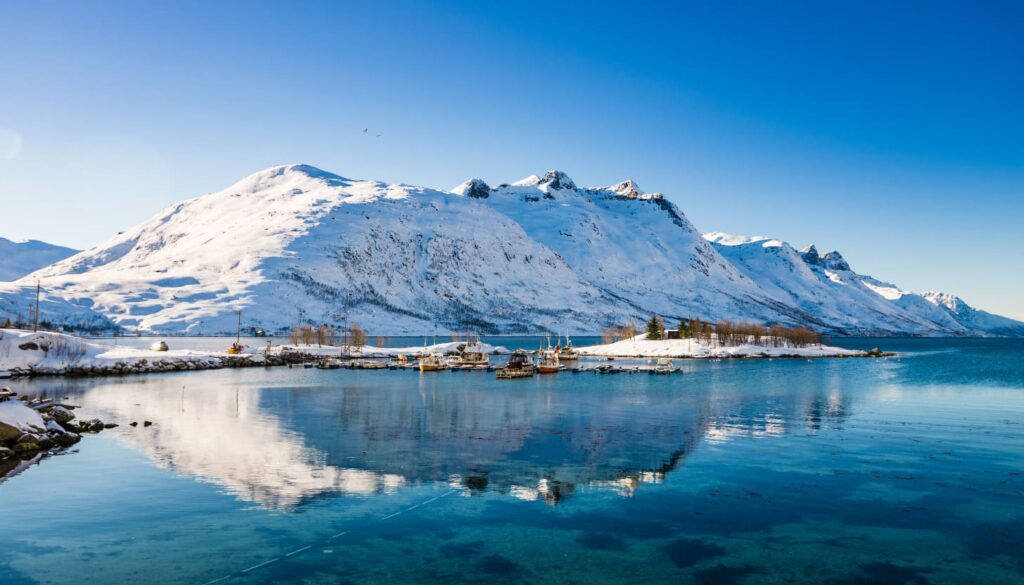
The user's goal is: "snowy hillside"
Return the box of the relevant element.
[15,165,630,334]
[0,237,78,281]
[3,164,1020,336]
[703,233,1024,337]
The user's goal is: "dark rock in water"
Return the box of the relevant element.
[0,446,12,459]
[103,423,118,429]
[12,441,39,454]
[143,421,153,427]
[36,436,54,450]
[129,422,138,427]
[87,420,105,432]
[50,405,76,424]
[477,554,521,576]
[662,538,726,568]
[60,421,81,433]
[54,432,80,447]
[16,433,38,445]
[694,564,759,585]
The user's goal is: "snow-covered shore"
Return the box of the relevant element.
[0,329,509,378]
[0,329,237,377]
[1,388,116,479]
[576,334,869,358]
[273,340,509,359]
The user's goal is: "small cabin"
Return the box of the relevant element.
[665,329,681,340]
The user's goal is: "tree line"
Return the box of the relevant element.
[288,323,386,348]
[601,315,823,348]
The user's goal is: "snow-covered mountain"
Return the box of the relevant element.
[0,237,78,281]
[703,233,1024,337]
[4,164,1021,336]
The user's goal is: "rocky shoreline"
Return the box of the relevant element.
[0,387,118,480]
[5,354,290,379]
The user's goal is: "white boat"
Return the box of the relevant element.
[556,334,579,361]
[419,353,449,372]
[651,357,679,375]
[536,349,562,374]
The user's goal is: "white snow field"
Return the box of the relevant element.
[575,333,865,358]
[2,164,1020,336]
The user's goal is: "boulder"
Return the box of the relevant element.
[12,441,39,454]
[86,420,105,432]
[0,421,22,442]
[0,401,47,442]
[0,446,12,459]
[50,406,76,424]
[54,432,80,447]
[16,433,39,445]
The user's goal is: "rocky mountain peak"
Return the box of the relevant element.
[451,178,492,199]
[799,245,820,265]
[538,170,576,191]
[821,251,850,271]
[605,179,642,198]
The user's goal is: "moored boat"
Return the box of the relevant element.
[419,352,449,372]
[650,357,678,375]
[455,348,490,367]
[496,350,535,379]
[536,349,562,374]
[556,335,579,361]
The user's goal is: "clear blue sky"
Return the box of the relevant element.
[2,1,1022,319]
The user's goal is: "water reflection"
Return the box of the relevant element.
[9,361,870,510]
[78,381,406,508]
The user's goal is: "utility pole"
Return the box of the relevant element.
[33,279,40,332]
[236,309,242,345]
[343,292,351,353]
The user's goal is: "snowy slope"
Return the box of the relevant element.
[0,237,78,281]
[920,292,1024,337]
[704,233,1024,336]
[4,164,1020,336]
[0,282,113,332]
[458,172,808,326]
[17,165,629,334]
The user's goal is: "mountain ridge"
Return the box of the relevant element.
[0,237,79,282]
[3,164,1021,336]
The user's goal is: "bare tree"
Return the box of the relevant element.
[349,324,367,348]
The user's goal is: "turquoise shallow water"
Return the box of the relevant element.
[2,339,1022,584]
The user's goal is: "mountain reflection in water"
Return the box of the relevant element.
[46,362,857,510]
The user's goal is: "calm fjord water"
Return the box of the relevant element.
[2,339,1022,584]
